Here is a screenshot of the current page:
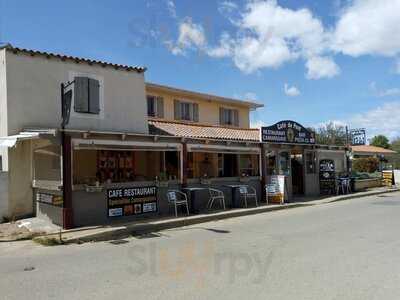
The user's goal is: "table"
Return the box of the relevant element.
[224,185,248,208]
[182,187,207,214]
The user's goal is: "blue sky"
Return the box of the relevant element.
[1,0,400,140]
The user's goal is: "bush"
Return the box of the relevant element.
[352,157,380,173]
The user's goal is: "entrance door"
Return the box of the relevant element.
[291,153,304,195]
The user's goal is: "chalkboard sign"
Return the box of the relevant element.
[261,120,315,144]
[266,175,286,204]
[319,160,336,194]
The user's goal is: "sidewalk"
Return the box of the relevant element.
[9,186,399,244]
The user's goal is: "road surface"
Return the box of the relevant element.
[1,192,400,300]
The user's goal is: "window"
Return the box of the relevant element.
[279,152,290,176]
[174,100,199,122]
[239,154,260,176]
[74,77,100,114]
[147,95,164,118]
[266,151,276,175]
[306,152,316,174]
[219,108,239,126]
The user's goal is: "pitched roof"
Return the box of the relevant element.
[351,145,397,154]
[149,119,260,142]
[0,43,146,73]
[146,82,264,109]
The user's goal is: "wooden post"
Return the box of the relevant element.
[62,134,73,229]
[182,142,188,187]
[260,143,267,203]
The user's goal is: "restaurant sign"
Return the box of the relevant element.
[107,186,158,218]
[261,120,315,144]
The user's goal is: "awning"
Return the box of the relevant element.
[0,129,57,148]
[73,139,182,152]
[187,144,260,154]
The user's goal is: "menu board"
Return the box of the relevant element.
[319,159,336,194]
[107,186,158,218]
[266,175,285,204]
[36,192,63,207]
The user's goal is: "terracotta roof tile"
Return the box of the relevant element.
[351,145,397,154]
[149,120,260,142]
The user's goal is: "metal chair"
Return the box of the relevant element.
[207,188,226,210]
[166,190,189,217]
[238,186,258,208]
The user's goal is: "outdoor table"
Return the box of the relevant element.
[224,185,248,208]
[182,187,207,214]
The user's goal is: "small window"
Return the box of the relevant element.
[74,77,100,114]
[174,100,199,122]
[147,95,164,118]
[220,108,239,126]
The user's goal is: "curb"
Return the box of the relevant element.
[45,188,400,244]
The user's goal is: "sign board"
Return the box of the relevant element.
[350,128,366,146]
[261,120,315,144]
[107,186,158,218]
[266,175,285,204]
[394,170,400,187]
[319,159,336,194]
[382,170,394,187]
[36,192,63,207]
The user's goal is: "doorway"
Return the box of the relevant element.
[291,152,304,195]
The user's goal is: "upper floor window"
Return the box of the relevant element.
[147,95,164,118]
[174,100,199,122]
[219,107,239,126]
[74,77,100,114]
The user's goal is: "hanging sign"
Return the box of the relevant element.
[107,186,158,217]
[261,120,315,144]
[266,175,285,204]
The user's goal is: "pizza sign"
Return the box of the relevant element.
[261,120,315,144]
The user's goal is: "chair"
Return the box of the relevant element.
[238,186,258,208]
[207,188,226,210]
[166,190,189,217]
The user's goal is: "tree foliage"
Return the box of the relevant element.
[370,135,390,149]
[352,157,380,173]
[390,137,400,169]
[314,122,347,146]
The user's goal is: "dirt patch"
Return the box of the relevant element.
[0,223,36,241]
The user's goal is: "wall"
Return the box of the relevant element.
[354,178,382,191]
[317,150,347,173]
[0,49,8,171]
[7,140,34,218]
[5,51,148,135]
[0,172,9,221]
[146,87,251,128]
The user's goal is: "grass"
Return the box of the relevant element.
[32,236,64,246]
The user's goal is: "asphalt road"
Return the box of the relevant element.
[1,192,400,300]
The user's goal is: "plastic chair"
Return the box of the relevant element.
[238,186,258,208]
[166,190,189,217]
[207,188,226,210]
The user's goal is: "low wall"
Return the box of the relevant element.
[0,172,9,222]
[71,179,262,228]
[354,178,382,191]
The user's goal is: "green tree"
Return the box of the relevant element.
[390,137,400,169]
[314,122,347,146]
[370,135,390,149]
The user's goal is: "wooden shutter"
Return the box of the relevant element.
[156,97,164,118]
[174,99,181,120]
[219,107,224,125]
[233,109,239,126]
[88,78,100,114]
[74,77,89,113]
[193,103,199,122]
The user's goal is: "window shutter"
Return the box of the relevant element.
[88,78,100,114]
[74,77,89,112]
[174,100,181,120]
[233,109,239,126]
[193,103,199,122]
[219,107,224,125]
[156,97,164,118]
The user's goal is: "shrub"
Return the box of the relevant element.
[352,157,380,173]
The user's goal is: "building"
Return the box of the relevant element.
[351,145,397,170]
[0,44,347,228]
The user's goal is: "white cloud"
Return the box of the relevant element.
[207,32,233,58]
[306,56,340,79]
[166,0,177,18]
[369,81,400,97]
[218,1,238,14]
[348,102,400,140]
[332,0,400,57]
[167,18,206,55]
[395,58,400,74]
[284,83,300,97]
